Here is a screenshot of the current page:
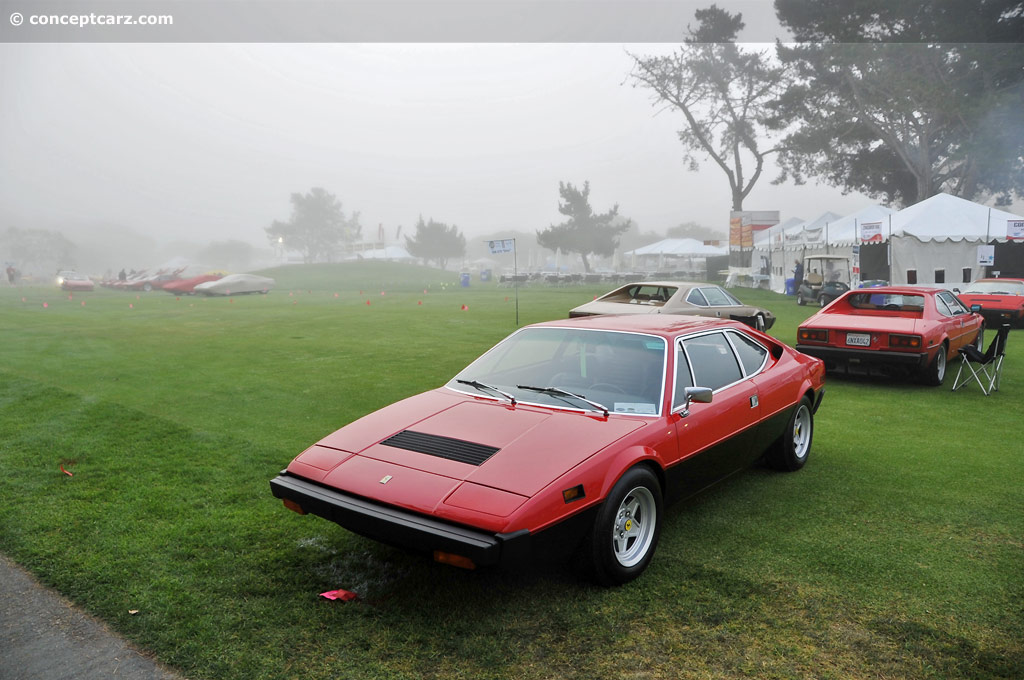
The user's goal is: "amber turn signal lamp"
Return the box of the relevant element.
[282,498,307,515]
[798,328,828,342]
[433,551,476,570]
[562,484,586,504]
[888,333,922,348]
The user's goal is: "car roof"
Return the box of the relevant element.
[618,280,709,287]
[530,313,741,338]
[845,286,943,296]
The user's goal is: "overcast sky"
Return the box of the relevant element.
[1,2,1016,252]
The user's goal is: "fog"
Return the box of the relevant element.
[4,25,1011,273]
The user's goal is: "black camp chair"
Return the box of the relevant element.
[951,324,1010,395]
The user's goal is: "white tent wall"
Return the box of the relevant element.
[890,236,981,288]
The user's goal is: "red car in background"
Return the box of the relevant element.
[161,273,225,294]
[796,287,983,385]
[271,314,825,585]
[57,271,94,292]
[957,278,1024,327]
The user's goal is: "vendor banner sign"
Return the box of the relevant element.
[1008,220,1024,240]
[860,221,883,243]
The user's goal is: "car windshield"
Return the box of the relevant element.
[847,292,925,312]
[806,260,851,285]
[964,281,1024,295]
[448,327,667,416]
[600,284,678,307]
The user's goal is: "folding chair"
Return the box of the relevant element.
[951,324,1010,395]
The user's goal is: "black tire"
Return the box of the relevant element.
[818,295,828,307]
[766,396,813,471]
[796,292,806,306]
[973,327,984,352]
[585,466,663,586]
[923,342,948,386]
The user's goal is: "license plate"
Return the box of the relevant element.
[846,332,871,347]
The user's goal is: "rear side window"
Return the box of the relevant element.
[727,331,768,376]
[699,287,734,306]
[686,288,709,306]
[682,333,743,391]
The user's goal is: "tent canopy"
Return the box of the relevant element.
[625,238,727,257]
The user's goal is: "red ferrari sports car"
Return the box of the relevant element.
[957,278,1024,327]
[796,286,983,385]
[271,315,825,585]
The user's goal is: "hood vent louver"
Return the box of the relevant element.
[380,430,499,466]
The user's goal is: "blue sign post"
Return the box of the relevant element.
[487,239,519,326]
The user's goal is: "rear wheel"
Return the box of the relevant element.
[818,295,828,307]
[923,342,948,386]
[585,466,662,586]
[766,397,813,471]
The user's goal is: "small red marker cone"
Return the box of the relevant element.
[129,303,134,309]
[176,296,180,301]
[366,300,371,306]
[81,301,86,307]
[43,302,49,308]
[68,294,73,300]
[417,300,422,305]
[334,293,339,298]
[381,291,386,296]
[461,304,469,311]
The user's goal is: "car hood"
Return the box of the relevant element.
[959,293,1024,308]
[290,390,648,499]
[570,300,661,316]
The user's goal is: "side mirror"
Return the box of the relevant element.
[971,304,982,312]
[953,287,961,294]
[673,386,713,417]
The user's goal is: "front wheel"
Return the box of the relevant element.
[796,292,806,306]
[585,466,663,586]
[766,396,813,471]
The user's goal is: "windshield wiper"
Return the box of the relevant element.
[516,384,609,417]
[456,379,517,405]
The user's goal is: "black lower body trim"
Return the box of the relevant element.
[270,473,533,568]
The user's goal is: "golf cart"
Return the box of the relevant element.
[796,255,851,307]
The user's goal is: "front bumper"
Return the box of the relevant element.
[796,345,928,369]
[976,308,1024,326]
[270,472,533,568]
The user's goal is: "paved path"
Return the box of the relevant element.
[0,553,185,680]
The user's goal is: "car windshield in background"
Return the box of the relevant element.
[847,292,925,312]
[965,281,1024,295]
[449,327,667,416]
[602,284,678,306]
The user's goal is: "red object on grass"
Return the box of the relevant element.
[60,464,73,477]
[319,589,357,601]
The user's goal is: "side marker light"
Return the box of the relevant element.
[563,484,586,504]
[282,498,307,515]
[434,551,476,570]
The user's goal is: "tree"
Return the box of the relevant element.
[404,216,466,270]
[265,188,361,263]
[2,227,76,273]
[771,0,1024,206]
[536,181,630,273]
[629,5,793,212]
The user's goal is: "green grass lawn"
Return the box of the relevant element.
[1,262,1021,680]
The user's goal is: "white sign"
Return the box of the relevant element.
[860,222,883,243]
[1008,220,1024,240]
[487,239,515,254]
[977,245,995,266]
